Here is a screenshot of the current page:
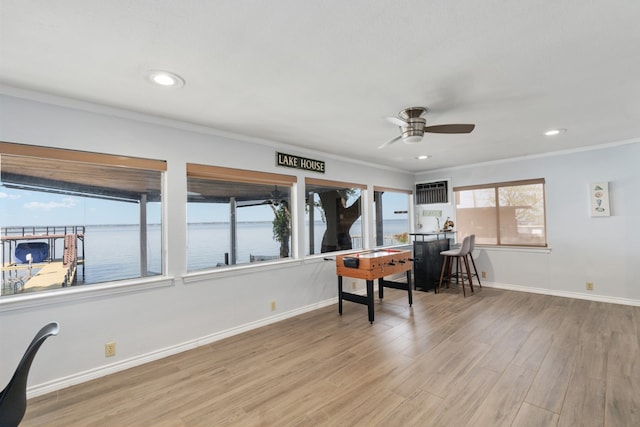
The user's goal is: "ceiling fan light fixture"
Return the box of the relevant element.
[402,134,423,144]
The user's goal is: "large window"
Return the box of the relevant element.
[305,178,364,255]
[186,164,296,271]
[454,179,546,246]
[1,142,166,297]
[373,186,411,247]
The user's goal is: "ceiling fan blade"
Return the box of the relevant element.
[377,135,402,149]
[424,124,475,134]
[385,116,409,127]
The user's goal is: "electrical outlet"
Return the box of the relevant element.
[270,301,276,311]
[586,282,594,291]
[482,271,487,279]
[105,342,116,357]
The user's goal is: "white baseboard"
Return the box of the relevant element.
[482,281,640,307]
[27,297,338,398]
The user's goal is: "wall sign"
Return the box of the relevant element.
[276,152,325,173]
[590,182,610,217]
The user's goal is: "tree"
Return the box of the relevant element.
[499,185,544,224]
[270,200,291,257]
[317,189,361,253]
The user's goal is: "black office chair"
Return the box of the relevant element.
[0,322,59,427]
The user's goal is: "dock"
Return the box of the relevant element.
[22,262,70,290]
[22,234,79,290]
[1,225,85,295]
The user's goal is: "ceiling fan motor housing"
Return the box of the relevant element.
[399,107,428,119]
[400,107,428,143]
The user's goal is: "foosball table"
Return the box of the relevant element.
[335,249,413,323]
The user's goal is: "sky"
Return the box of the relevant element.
[1,186,409,227]
[1,187,154,226]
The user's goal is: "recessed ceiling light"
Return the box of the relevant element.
[416,155,430,160]
[146,70,185,88]
[544,128,566,136]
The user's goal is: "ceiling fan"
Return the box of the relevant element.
[378,107,475,149]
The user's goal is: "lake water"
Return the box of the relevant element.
[3,220,409,287]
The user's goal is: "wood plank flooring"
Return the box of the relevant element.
[22,286,640,426]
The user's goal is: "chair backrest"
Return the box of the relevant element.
[0,322,59,427]
[469,234,476,252]
[459,235,472,256]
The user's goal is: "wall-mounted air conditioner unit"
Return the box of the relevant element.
[416,180,449,204]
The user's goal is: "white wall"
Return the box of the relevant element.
[415,141,640,304]
[0,91,414,395]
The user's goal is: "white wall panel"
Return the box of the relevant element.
[0,92,412,394]
[416,142,640,302]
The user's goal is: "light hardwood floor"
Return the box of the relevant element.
[23,286,640,426]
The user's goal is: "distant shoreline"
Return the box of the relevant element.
[5,219,410,228]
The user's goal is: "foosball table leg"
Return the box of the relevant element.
[367,279,374,323]
[407,270,413,307]
[338,275,343,315]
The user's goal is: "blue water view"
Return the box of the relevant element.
[3,220,409,287]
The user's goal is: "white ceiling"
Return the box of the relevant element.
[1,0,639,172]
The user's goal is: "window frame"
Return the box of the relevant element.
[373,186,412,248]
[1,141,168,297]
[453,178,547,247]
[305,177,365,255]
[186,163,297,271]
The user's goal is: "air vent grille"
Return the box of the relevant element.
[416,181,448,204]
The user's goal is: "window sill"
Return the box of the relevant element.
[0,276,175,313]
[375,243,412,250]
[183,257,317,285]
[476,245,552,254]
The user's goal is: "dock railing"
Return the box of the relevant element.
[2,225,85,238]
